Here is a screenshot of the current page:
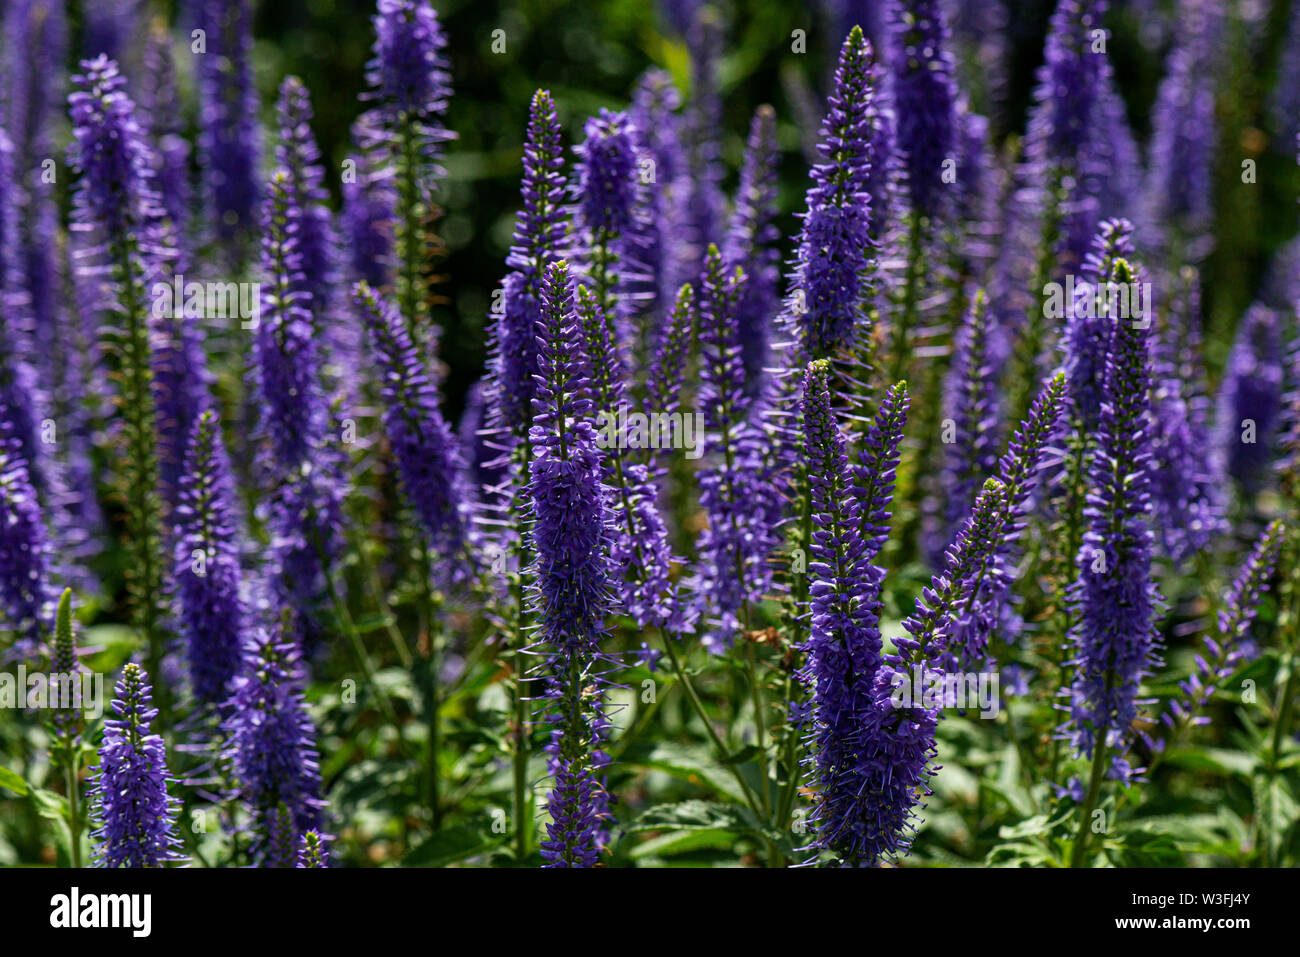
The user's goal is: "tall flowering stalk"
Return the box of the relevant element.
[67,56,171,713]
[196,0,261,260]
[225,625,325,867]
[174,409,245,707]
[297,830,328,867]
[1064,257,1162,866]
[364,0,455,351]
[254,170,345,645]
[481,89,569,860]
[694,246,779,650]
[89,663,185,867]
[528,261,614,867]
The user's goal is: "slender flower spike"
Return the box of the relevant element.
[173,409,246,706]
[928,288,1000,563]
[0,419,50,650]
[196,0,261,255]
[723,105,782,389]
[948,372,1068,672]
[225,625,325,867]
[527,261,614,867]
[296,830,329,867]
[856,381,911,560]
[1065,258,1162,770]
[354,281,467,559]
[89,663,184,867]
[887,0,958,219]
[1214,304,1285,492]
[1065,218,1134,430]
[1163,520,1284,738]
[789,26,877,358]
[48,589,82,748]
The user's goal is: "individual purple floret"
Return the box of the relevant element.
[89,663,184,867]
[527,261,614,867]
[354,280,468,561]
[886,0,958,219]
[173,409,245,706]
[224,625,325,867]
[1064,257,1163,770]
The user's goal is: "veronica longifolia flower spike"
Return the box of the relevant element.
[787,26,877,359]
[1214,304,1285,493]
[527,261,614,867]
[1161,520,1283,744]
[354,281,468,561]
[927,289,1000,565]
[1065,218,1134,430]
[297,830,329,867]
[68,56,170,685]
[694,247,781,649]
[1065,258,1162,772]
[196,0,260,257]
[225,626,325,867]
[0,420,50,651]
[174,409,245,706]
[886,0,958,220]
[90,663,184,867]
[723,105,782,390]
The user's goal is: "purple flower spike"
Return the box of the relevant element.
[174,409,245,706]
[90,663,184,867]
[0,418,51,650]
[527,261,614,868]
[354,281,468,560]
[225,625,325,867]
[368,0,452,128]
[886,0,958,219]
[1214,304,1285,493]
[296,830,329,867]
[1065,257,1163,770]
[790,26,878,358]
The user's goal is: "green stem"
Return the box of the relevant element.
[66,759,81,869]
[1069,734,1110,868]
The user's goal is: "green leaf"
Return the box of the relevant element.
[625,800,787,853]
[630,828,737,860]
[0,767,29,797]
[402,825,501,867]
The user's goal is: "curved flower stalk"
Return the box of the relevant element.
[174,409,246,707]
[722,105,781,392]
[353,281,467,561]
[297,830,329,867]
[1213,304,1285,494]
[224,625,325,867]
[196,0,260,260]
[89,663,185,867]
[693,247,781,650]
[254,170,346,646]
[0,412,50,652]
[68,56,171,704]
[527,261,615,867]
[575,285,683,631]
[363,0,455,350]
[1064,258,1163,855]
[947,372,1068,673]
[1155,520,1283,761]
[926,289,1000,565]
